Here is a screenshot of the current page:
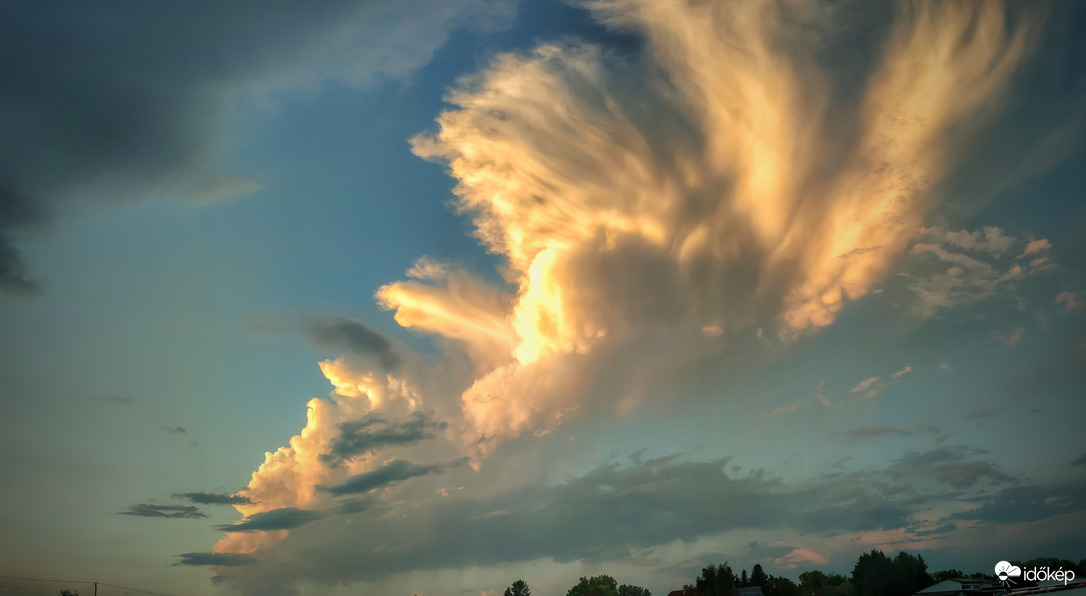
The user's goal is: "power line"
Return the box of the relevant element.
[0,574,182,596]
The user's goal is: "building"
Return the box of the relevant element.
[914,577,1001,595]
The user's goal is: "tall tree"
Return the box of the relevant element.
[799,570,829,593]
[568,575,619,596]
[852,549,893,596]
[618,584,651,596]
[891,551,931,595]
[764,574,799,596]
[696,562,736,596]
[931,569,964,583]
[800,572,852,596]
[750,564,769,588]
[853,550,932,596]
[505,579,531,596]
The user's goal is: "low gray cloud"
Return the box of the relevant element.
[835,426,917,441]
[321,458,463,497]
[303,315,402,371]
[333,498,379,516]
[948,482,1086,524]
[322,411,447,465]
[1072,452,1086,466]
[886,446,1017,490]
[961,410,995,420]
[738,541,795,565]
[910,523,957,536]
[175,552,257,567]
[216,508,325,533]
[120,504,207,519]
[218,455,916,591]
[174,492,252,506]
[86,394,136,405]
[210,443,1079,593]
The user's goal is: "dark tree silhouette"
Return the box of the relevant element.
[505,579,531,596]
[931,569,965,583]
[750,564,769,588]
[696,562,736,596]
[568,575,619,596]
[852,550,930,596]
[59,591,80,596]
[618,584,651,596]
[799,571,853,596]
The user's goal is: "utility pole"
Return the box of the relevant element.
[94,582,98,596]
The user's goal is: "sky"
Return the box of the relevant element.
[1,1,1085,595]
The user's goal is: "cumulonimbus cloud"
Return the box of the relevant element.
[212,0,1051,586]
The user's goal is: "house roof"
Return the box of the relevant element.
[916,579,964,595]
[738,588,765,596]
[666,589,703,596]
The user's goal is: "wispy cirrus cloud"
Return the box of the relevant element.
[849,366,912,399]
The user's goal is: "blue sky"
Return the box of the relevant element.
[1,1,1084,595]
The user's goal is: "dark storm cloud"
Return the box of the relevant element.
[216,507,325,533]
[86,394,136,405]
[0,183,46,294]
[175,552,257,567]
[322,411,447,465]
[1072,452,1086,466]
[333,497,378,515]
[739,541,795,564]
[834,426,917,440]
[304,315,403,370]
[911,523,957,537]
[947,482,1086,524]
[248,455,915,586]
[886,446,1017,490]
[164,426,187,434]
[321,458,464,496]
[0,0,513,294]
[174,491,252,506]
[120,504,207,519]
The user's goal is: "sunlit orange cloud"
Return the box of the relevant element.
[400,0,1036,438]
[376,264,518,372]
[215,368,429,555]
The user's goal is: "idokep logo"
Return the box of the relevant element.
[995,561,1022,586]
[995,561,1077,587]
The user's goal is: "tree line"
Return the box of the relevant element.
[498,551,1086,596]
